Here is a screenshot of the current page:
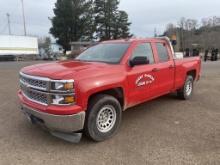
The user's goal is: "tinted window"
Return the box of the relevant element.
[156,43,169,62]
[76,43,130,64]
[131,43,154,64]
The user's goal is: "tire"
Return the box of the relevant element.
[84,94,122,142]
[177,75,194,100]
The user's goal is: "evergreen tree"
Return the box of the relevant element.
[94,0,131,40]
[50,0,94,51]
[113,10,132,39]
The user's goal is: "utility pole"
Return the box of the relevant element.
[21,0,27,35]
[154,28,157,37]
[6,13,11,35]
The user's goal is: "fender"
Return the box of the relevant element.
[76,73,128,111]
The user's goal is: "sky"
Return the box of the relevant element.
[0,0,220,38]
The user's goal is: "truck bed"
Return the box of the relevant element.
[174,56,201,90]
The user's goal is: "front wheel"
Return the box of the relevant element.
[84,94,122,142]
[177,75,194,100]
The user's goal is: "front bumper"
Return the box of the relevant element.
[20,104,85,133]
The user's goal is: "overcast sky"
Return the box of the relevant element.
[0,0,220,38]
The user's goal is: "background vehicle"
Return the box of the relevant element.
[18,37,201,142]
[0,35,38,61]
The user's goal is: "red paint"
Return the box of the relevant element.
[18,38,201,115]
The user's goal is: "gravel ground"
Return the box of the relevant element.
[0,61,219,165]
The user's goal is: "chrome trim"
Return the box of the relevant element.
[19,72,75,106]
[22,91,48,106]
[21,83,75,106]
[20,79,46,91]
[20,72,75,92]
[20,72,50,81]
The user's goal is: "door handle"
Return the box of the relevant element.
[152,68,160,72]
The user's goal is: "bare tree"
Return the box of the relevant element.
[164,16,220,51]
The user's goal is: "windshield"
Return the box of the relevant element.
[76,43,130,64]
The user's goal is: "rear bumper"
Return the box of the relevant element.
[20,104,85,133]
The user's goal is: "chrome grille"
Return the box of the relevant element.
[20,72,49,105]
[22,86,48,105]
[19,72,75,106]
[20,72,49,91]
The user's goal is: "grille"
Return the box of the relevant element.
[20,73,49,105]
[20,73,48,91]
[21,86,48,105]
[19,72,75,106]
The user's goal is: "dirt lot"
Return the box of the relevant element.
[0,61,219,165]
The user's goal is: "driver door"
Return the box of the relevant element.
[127,42,156,107]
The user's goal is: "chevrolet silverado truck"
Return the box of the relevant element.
[18,37,201,142]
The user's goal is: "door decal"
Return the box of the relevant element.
[136,74,155,87]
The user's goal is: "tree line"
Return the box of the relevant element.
[164,16,220,51]
[49,0,132,51]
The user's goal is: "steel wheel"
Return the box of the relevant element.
[177,75,194,100]
[84,94,122,142]
[185,81,193,96]
[96,105,117,133]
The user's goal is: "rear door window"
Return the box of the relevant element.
[156,43,170,62]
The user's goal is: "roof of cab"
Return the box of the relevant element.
[101,37,165,44]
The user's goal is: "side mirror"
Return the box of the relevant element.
[129,56,149,67]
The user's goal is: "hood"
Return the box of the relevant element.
[21,60,116,80]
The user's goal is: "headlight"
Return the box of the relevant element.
[51,80,74,91]
[50,80,75,105]
[52,95,75,105]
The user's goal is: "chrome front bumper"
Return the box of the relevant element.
[20,104,85,133]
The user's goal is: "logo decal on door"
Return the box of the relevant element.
[136,74,155,87]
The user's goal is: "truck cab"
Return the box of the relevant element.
[18,37,201,142]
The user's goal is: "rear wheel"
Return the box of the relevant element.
[84,94,122,142]
[177,75,194,100]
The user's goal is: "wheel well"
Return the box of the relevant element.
[187,70,196,80]
[88,88,124,109]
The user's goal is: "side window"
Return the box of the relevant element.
[156,43,169,62]
[131,43,154,64]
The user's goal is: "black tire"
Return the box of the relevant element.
[84,94,122,142]
[177,75,194,100]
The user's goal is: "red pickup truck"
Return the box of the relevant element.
[18,37,201,142]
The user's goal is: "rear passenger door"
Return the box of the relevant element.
[150,42,175,97]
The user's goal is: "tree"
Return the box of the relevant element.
[38,37,52,58]
[185,19,198,31]
[113,11,132,39]
[178,17,187,30]
[164,16,220,51]
[94,0,131,40]
[50,0,94,51]
[178,17,198,31]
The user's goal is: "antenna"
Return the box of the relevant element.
[6,13,11,35]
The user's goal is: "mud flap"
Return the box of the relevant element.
[50,131,82,143]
